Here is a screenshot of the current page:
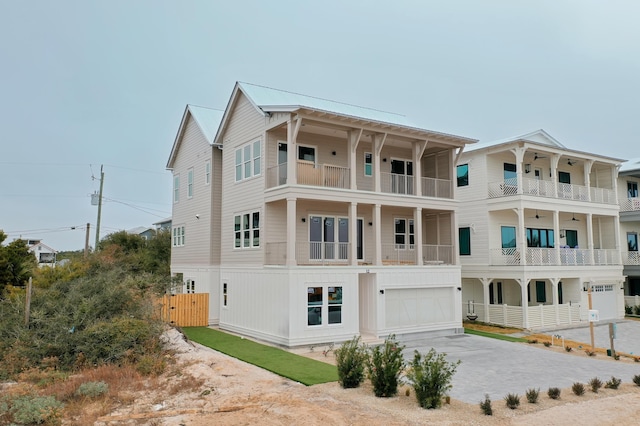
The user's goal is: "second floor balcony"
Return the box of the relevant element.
[489,247,621,266]
[488,176,617,205]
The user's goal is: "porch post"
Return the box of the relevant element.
[373,133,386,193]
[349,202,358,266]
[553,209,561,265]
[584,160,593,201]
[414,207,423,265]
[373,204,382,265]
[517,207,526,265]
[451,211,458,266]
[613,214,621,264]
[481,278,492,323]
[513,147,526,195]
[550,278,560,325]
[612,165,619,203]
[287,118,301,185]
[348,129,362,191]
[286,197,297,266]
[586,213,594,264]
[518,278,529,329]
[414,140,428,197]
[550,154,560,198]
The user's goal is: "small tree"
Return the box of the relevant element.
[405,348,461,409]
[367,335,405,397]
[334,336,368,388]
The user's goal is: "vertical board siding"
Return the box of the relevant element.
[161,293,209,327]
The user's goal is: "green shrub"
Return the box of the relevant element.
[632,375,640,386]
[589,377,603,393]
[367,335,405,397]
[334,336,368,389]
[634,305,640,316]
[0,394,63,425]
[504,393,520,409]
[76,381,109,398]
[405,348,461,409]
[625,304,633,315]
[605,376,621,389]
[572,382,585,396]
[135,354,167,377]
[527,339,538,344]
[547,387,561,399]
[525,387,539,403]
[479,394,492,415]
[543,341,551,347]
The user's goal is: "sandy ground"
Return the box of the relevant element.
[94,328,640,426]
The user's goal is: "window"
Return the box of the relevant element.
[535,281,546,303]
[205,160,211,185]
[298,145,316,162]
[526,228,555,248]
[307,285,342,326]
[558,171,571,184]
[503,163,517,185]
[172,226,185,247]
[628,233,638,252]
[185,279,195,294]
[364,152,372,176]
[309,216,349,260]
[308,287,323,326]
[394,218,414,249]
[223,283,228,307]
[234,211,260,249]
[187,168,194,198]
[565,229,578,248]
[501,226,516,248]
[497,282,503,304]
[173,175,179,203]
[459,227,471,255]
[628,181,638,198]
[390,159,413,194]
[457,164,469,187]
[235,140,261,182]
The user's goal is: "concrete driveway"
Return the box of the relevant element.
[404,329,640,404]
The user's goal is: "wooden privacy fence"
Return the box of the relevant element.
[159,293,209,327]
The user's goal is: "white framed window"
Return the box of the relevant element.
[307,285,343,326]
[185,279,195,294]
[235,140,261,182]
[394,218,414,249]
[172,226,185,247]
[364,152,372,177]
[187,168,194,198]
[205,160,211,185]
[298,144,316,163]
[223,282,228,306]
[234,211,260,248]
[173,175,180,203]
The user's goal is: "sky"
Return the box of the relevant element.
[1,0,639,251]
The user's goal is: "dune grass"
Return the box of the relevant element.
[182,327,338,386]
[464,328,528,342]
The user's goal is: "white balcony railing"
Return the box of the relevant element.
[521,178,555,197]
[490,247,620,266]
[381,243,417,264]
[421,177,452,199]
[620,197,640,212]
[423,244,454,265]
[623,251,640,265]
[380,172,415,195]
[488,177,617,205]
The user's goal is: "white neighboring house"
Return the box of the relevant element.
[456,130,625,328]
[126,226,156,240]
[27,240,57,268]
[167,82,477,347]
[619,158,640,306]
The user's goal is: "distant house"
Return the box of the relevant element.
[153,217,172,231]
[457,130,625,327]
[167,82,476,347]
[27,240,57,267]
[126,226,156,240]
[619,158,640,303]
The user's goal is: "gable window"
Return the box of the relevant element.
[172,226,185,247]
[205,160,211,185]
[235,140,261,182]
[234,211,260,249]
[394,218,414,250]
[628,181,638,198]
[459,227,471,255]
[187,168,194,198]
[457,164,469,187]
[173,175,179,203]
[364,152,372,176]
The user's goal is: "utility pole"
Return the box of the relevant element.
[588,285,595,350]
[84,222,90,257]
[94,165,104,250]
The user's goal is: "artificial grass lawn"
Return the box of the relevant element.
[182,327,338,386]
[464,327,528,343]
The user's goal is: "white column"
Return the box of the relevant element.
[414,207,423,265]
[586,213,594,264]
[553,209,561,265]
[519,279,529,329]
[373,204,382,265]
[517,207,526,265]
[550,154,560,198]
[514,147,526,195]
[613,214,622,264]
[481,278,492,323]
[584,160,593,201]
[286,197,297,266]
[286,119,298,185]
[349,202,358,266]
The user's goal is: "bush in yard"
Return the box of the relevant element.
[405,348,461,409]
[479,394,492,415]
[605,376,621,389]
[334,336,368,389]
[625,304,633,315]
[589,377,603,393]
[547,387,561,399]
[634,305,640,316]
[572,382,585,396]
[632,375,640,386]
[0,394,63,425]
[367,335,405,397]
[504,393,520,409]
[525,388,539,403]
[76,381,109,398]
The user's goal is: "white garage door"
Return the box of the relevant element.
[591,284,617,320]
[385,287,454,328]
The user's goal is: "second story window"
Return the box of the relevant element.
[457,164,469,187]
[628,181,638,198]
[172,226,185,247]
[187,169,194,198]
[205,160,211,185]
[235,140,261,182]
[364,152,372,176]
[173,175,180,203]
[459,227,471,255]
[234,211,260,248]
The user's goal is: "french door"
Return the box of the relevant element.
[309,216,363,261]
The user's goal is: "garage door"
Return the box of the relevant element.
[591,284,617,320]
[385,287,454,328]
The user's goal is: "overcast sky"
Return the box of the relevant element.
[1,0,638,251]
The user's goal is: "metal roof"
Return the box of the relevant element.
[188,105,223,143]
[238,82,416,128]
[620,157,640,173]
[465,129,565,152]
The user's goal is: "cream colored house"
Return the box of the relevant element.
[457,130,625,328]
[167,82,476,347]
[27,239,57,267]
[619,158,640,306]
